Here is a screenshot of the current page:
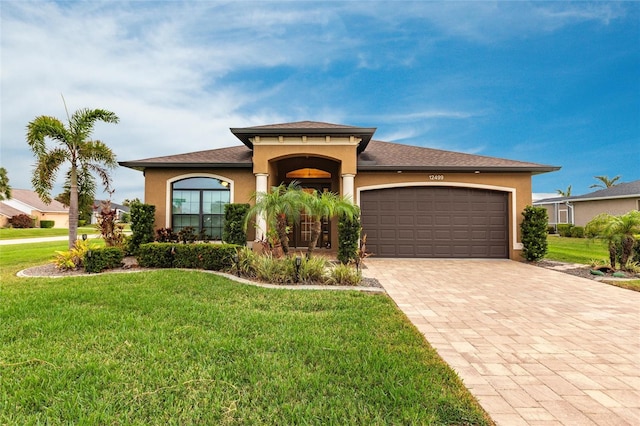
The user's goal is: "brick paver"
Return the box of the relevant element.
[364,259,640,426]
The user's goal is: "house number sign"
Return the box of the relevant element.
[429,174,445,181]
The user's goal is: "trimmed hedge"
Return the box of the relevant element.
[223,203,250,246]
[557,224,573,237]
[337,213,360,264]
[137,242,238,271]
[520,205,548,261]
[40,220,55,228]
[84,247,125,273]
[570,226,584,238]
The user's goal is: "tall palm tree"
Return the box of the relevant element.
[556,185,572,197]
[26,107,119,248]
[590,175,621,189]
[586,210,640,269]
[301,190,359,258]
[0,167,11,200]
[245,181,304,256]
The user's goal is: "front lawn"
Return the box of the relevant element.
[0,226,100,240]
[0,245,492,425]
[545,235,609,264]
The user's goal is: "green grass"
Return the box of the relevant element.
[0,226,99,240]
[0,244,492,425]
[545,235,609,264]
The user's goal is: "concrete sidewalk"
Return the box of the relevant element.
[364,259,639,425]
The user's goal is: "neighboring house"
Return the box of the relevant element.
[0,189,69,228]
[120,121,559,260]
[534,179,640,227]
[90,200,131,224]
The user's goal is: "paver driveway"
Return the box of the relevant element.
[363,259,639,426]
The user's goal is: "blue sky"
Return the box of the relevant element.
[1,1,638,203]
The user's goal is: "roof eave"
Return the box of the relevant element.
[357,165,561,173]
[569,194,640,203]
[118,161,253,171]
[230,127,377,151]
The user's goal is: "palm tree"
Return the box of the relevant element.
[590,175,621,189]
[301,190,359,258]
[585,210,640,270]
[0,167,11,200]
[245,182,305,256]
[26,106,119,248]
[556,185,572,197]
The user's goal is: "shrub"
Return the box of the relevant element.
[223,203,250,246]
[78,219,87,227]
[298,255,328,284]
[136,242,237,271]
[40,220,55,229]
[520,205,548,262]
[338,213,361,264]
[570,226,584,238]
[156,228,178,243]
[326,263,362,286]
[95,199,125,247]
[10,214,35,228]
[557,224,573,237]
[177,226,197,244]
[84,247,124,273]
[547,225,556,234]
[53,240,94,270]
[129,202,156,254]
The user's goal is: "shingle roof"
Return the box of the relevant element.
[119,146,253,171]
[569,179,640,201]
[230,121,376,152]
[359,140,557,173]
[5,189,69,212]
[120,121,559,174]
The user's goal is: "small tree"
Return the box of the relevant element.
[129,201,156,254]
[585,210,640,270]
[95,191,124,247]
[301,190,359,258]
[245,182,304,256]
[520,205,549,261]
[223,203,250,246]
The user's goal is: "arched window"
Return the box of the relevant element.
[172,177,230,240]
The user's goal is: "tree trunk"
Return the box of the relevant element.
[276,213,290,256]
[68,165,79,249]
[621,236,633,269]
[608,242,617,270]
[307,220,322,258]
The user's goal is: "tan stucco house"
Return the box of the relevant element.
[0,189,69,228]
[535,180,640,227]
[120,121,559,260]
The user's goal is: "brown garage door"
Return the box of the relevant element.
[360,186,508,258]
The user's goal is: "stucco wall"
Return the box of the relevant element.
[33,211,69,228]
[573,198,640,226]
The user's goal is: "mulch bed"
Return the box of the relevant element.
[533,259,639,281]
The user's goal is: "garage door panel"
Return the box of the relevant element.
[361,187,508,258]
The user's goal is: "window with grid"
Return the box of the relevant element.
[172,178,230,240]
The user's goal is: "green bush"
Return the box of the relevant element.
[129,202,156,254]
[84,247,125,273]
[78,219,87,227]
[557,224,573,237]
[547,225,556,234]
[338,213,360,264]
[520,205,548,261]
[223,203,250,245]
[40,220,55,229]
[570,226,584,238]
[136,242,237,271]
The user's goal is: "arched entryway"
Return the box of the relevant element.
[272,156,340,249]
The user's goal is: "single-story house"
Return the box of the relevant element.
[536,180,640,227]
[120,121,559,260]
[0,189,69,228]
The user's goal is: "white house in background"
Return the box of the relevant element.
[534,179,640,227]
[90,200,130,224]
[0,189,69,228]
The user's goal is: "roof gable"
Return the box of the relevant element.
[569,179,640,202]
[4,189,69,213]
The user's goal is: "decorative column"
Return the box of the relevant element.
[254,173,269,241]
[342,174,355,202]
